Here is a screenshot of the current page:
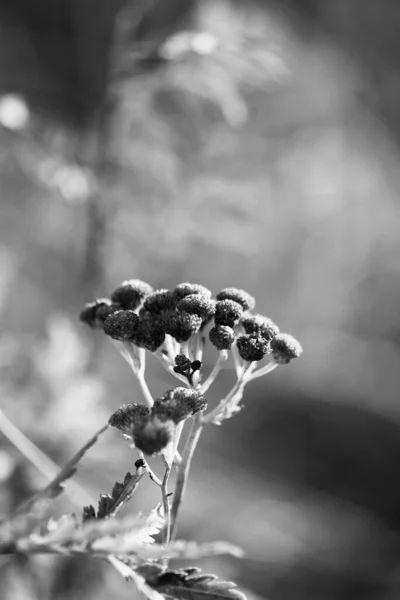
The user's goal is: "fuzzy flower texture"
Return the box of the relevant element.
[80,280,302,453]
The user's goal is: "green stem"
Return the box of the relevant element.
[170,414,203,540]
[161,455,172,545]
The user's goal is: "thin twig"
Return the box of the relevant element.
[170,413,203,541]
[138,453,162,487]
[248,359,279,380]
[202,362,255,425]
[199,350,227,394]
[0,410,93,508]
[161,455,171,545]
[136,371,154,408]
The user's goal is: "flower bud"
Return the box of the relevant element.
[209,325,235,350]
[103,310,139,341]
[214,299,243,327]
[216,287,256,311]
[270,333,303,364]
[111,279,153,310]
[236,334,270,362]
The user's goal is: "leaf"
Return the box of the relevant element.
[136,540,244,562]
[84,460,147,521]
[139,564,246,600]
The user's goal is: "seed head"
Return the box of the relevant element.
[111,279,153,310]
[209,325,235,350]
[216,287,256,311]
[164,312,202,342]
[240,313,280,341]
[133,415,175,455]
[108,403,151,436]
[236,334,270,362]
[215,299,243,327]
[103,310,139,341]
[271,333,303,364]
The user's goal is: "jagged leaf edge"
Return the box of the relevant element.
[138,565,247,600]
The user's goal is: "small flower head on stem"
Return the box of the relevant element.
[80,299,120,329]
[214,299,243,327]
[103,310,139,341]
[108,403,151,436]
[111,279,153,310]
[240,313,280,341]
[270,333,303,364]
[142,290,176,315]
[176,294,216,321]
[133,315,166,352]
[236,334,270,362]
[152,387,207,423]
[216,287,256,311]
[172,283,212,303]
[133,415,175,455]
[164,312,202,343]
[209,325,235,350]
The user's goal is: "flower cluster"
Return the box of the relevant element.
[80,281,303,367]
[108,388,207,455]
[80,280,217,351]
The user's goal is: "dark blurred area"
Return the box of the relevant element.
[1,1,400,599]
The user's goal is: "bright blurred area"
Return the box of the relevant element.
[1,0,400,598]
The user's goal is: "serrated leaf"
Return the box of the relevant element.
[139,564,246,600]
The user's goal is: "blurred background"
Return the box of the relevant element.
[1,0,400,598]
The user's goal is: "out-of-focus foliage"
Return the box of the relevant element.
[1,0,400,599]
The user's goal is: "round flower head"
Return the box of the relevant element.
[103,310,139,341]
[111,279,153,310]
[80,299,117,329]
[108,403,150,436]
[271,333,303,364]
[152,387,207,423]
[240,313,280,341]
[164,312,202,342]
[176,294,216,320]
[172,283,212,303]
[209,325,235,350]
[236,334,270,362]
[142,290,176,315]
[133,415,175,455]
[214,299,243,327]
[95,302,122,326]
[133,316,166,352]
[216,287,256,311]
